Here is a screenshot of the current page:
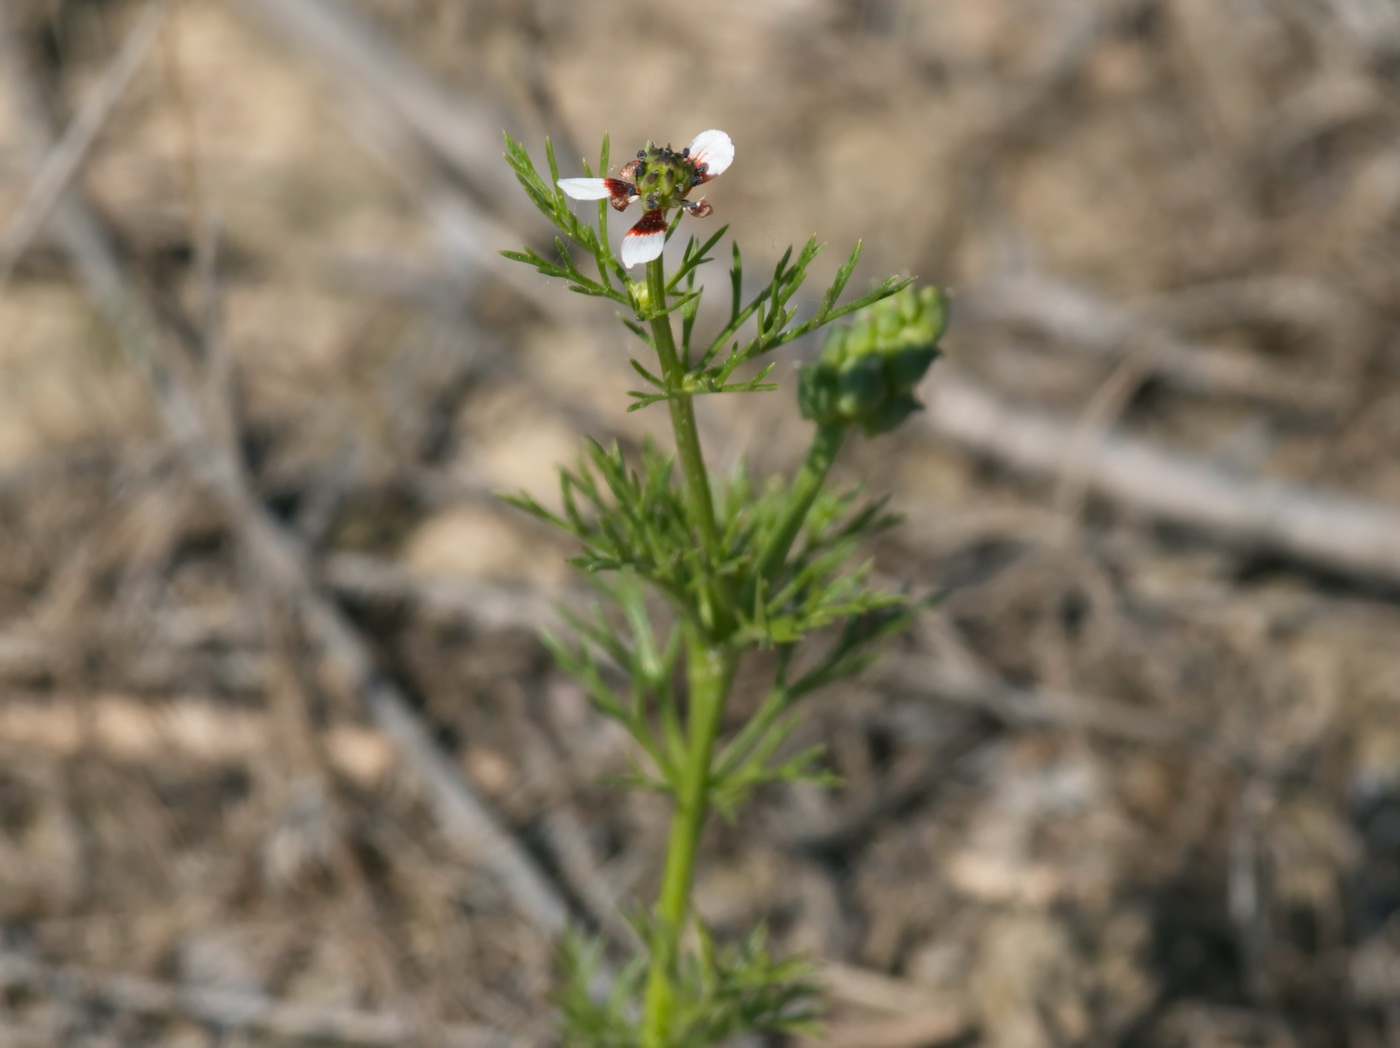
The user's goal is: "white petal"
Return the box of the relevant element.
[621,228,666,268]
[686,129,734,178]
[557,177,613,200]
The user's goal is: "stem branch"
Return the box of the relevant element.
[646,257,720,556]
[757,422,847,584]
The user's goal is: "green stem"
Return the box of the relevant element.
[644,255,737,639]
[646,257,720,556]
[756,422,847,584]
[641,632,737,1048]
[638,255,743,1046]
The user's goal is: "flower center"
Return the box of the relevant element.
[629,143,703,212]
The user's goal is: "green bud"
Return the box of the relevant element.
[819,325,847,365]
[846,317,876,357]
[795,285,948,436]
[917,285,950,346]
[797,360,842,425]
[899,288,921,323]
[884,342,940,393]
[834,355,888,419]
[875,307,901,342]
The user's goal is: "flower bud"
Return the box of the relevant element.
[834,354,888,420]
[857,391,924,437]
[796,286,948,435]
[876,308,901,342]
[845,317,876,358]
[883,341,940,393]
[796,359,840,424]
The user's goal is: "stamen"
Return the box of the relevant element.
[604,177,640,211]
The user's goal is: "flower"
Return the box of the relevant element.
[557,129,734,268]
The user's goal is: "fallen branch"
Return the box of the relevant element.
[798,963,971,1048]
[322,551,567,634]
[922,368,1400,585]
[0,2,169,290]
[959,275,1348,413]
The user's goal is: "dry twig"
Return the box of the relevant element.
[0,2,170,290]
[960,275,1348,412]
[922,368,1400,585]
[323,551,567,634]
[796,963,970,1048]
[233,0,517,210]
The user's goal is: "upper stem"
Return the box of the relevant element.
[644,256,734,636]
[647,257,720,551]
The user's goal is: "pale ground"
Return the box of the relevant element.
[3,0,1400,1045]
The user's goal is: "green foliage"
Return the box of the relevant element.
[627,237,912,412]
[556,923,823,1048]
[507,447,917,805]
[665,924,824,1045]
[503,440,910,652]
[555,933,648,1048]
[501,132,632,305]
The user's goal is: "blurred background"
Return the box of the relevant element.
[3,0,1400,1045]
